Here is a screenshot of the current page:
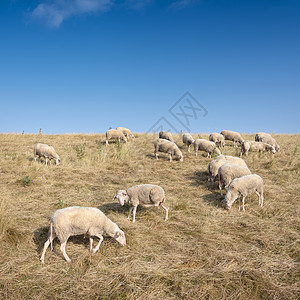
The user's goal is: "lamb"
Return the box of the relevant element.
[223,174,264,211]
[106,129,127,145]
[182,133,195,152]
[240,141,276,156]
[116,127,135,140]
[113,184,168,223]
[154,138,183,162]
[193,139,221,158]
[159,130,174,142]
[207,155,249,182]
[255,134,280,151]
[220,130,244,147]
[209,133,225,148]
[40,206,126,263]
[33,143,61,166]
[218,163,251,195]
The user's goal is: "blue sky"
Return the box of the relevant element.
[0,0,299,134]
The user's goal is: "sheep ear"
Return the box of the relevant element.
[225,187,229,192]
[112,194,117,200]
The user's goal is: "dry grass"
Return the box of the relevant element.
[0,133,299,299]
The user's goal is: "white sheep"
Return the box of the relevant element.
[159,130,174,142]
[220,130,244,147]
[182,133,195,152]
[218,163,251,195]
[223,174,264,211]
[208,155,248,182]
[255,134,280,151]
[33,143,61,166]
[106,129,127,145]
[209,133,225,148]
[194,139,221,158]
[40,206,126,263]
[113,184,168,222]
[255,132,272,141]
[116,127,135,140]
[154,138,183,162]
[240,141,276,156]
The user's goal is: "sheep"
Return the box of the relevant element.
[240,141,276,156]
[223,174,264,211]
[116,127,135,140]
[255,134,280,152]
[207,155,249,182]
[106,129,127,145]
[40,206,126,263]
[255,132,272,142]
[218,163,251,195]
[159,130,174,142]
[220,130,244,147]
[113,184,168,223]
[154,138,183,162]
[33,143,61,166]
[182,133,195,152]
[193,139,221,158]
[209,133,225,148]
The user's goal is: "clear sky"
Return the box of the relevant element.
[0,0,299,134]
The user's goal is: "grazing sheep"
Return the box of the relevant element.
[208,155,249,182]
[256,135,280,152]
[209,133,225,148]
[113,184,168,223]
[240,141,276,156]
[255,132,272,142]
[220,130,244,147]
[106,129,127,145]
[182,133,195,152]
[194,139,221,158]
[40,207,126,263]
[223,174,264,211]
[154,138,183,162]
[159,130,174,142]
[33,143,61,166]
[218,163,251,195]
[116,127,135,140]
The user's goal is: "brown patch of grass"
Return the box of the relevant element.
[0,133,299,299]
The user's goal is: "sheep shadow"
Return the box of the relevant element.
[98,202,148,217]
[202,192,225,209]
[187,171,210,187]
[34,226,91,257]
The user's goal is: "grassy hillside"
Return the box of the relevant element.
[0,133,299,299]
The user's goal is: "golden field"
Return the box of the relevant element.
[0,133,299,299]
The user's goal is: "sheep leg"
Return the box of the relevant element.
[127,207,133,220]
[242,197,245,212]
[161,203,168,221]
[60,241,71,262]
[188,145,190,153]
[92,234,104,253]
[106,140,108,146]
[256,191,264,207]
[45,158,48,166]
[219,181,223,196]
[40,229,56,263]
[155,153,158,160]
[169,154,172,162]
[89,237,93,252]
[238,199,241,211]
[195,150,197,157]
[132,206,137,223]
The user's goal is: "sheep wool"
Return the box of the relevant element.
[113,184,168,223]
[224,174,264,211]
[33,143,61,166]
[40,206,126,263]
